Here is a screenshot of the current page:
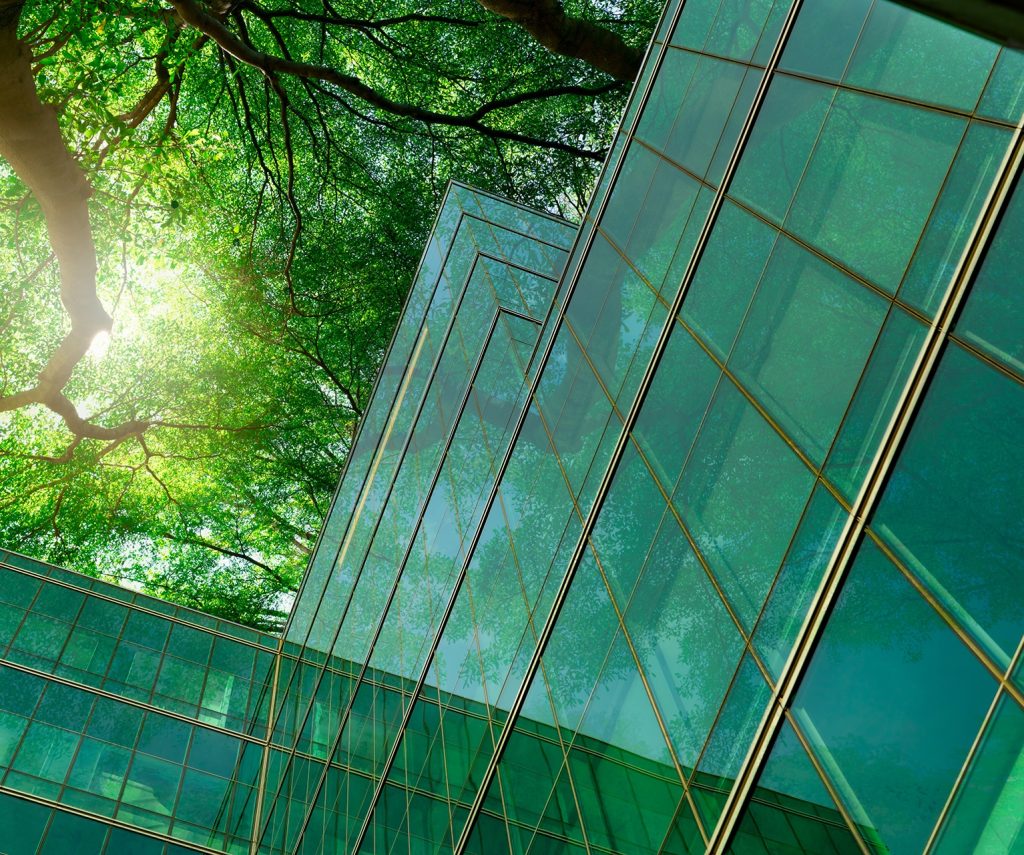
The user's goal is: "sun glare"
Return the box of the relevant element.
[87,329,111,360]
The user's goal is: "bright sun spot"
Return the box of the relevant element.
[88,330,111,360]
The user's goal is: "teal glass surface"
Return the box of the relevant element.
[704,0,789,63]
[977,48,1024,122]
[752,484,847,679]
[632,325,720,493]
[729,235,888,464]
[681,199,778,360]
[779,0,870,80]
[622,510,745,768]
[663,55,751,181]
[956,173,1024,376]
[872,342,1024,665]
[791,537,998,854]
[730,75,834,226]
[844,2,998,111]
[691,653,771,831]
[637,47,699,154]
[625,155,704,290]
[673,379,816,631]
[670,0,721,51]
[729,719,865,853]
[932,692,1024,854]
[900,121,1013,317]
[787,90,965,292]
[822,305,926,502]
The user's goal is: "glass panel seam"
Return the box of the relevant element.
[706,101,1024,855]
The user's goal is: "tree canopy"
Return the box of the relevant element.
[0,0,658,629]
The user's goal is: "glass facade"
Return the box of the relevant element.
[1,2,1022,853]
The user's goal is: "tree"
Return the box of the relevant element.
[0,0,657,629]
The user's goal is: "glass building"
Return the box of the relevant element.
[2,0,1023,853]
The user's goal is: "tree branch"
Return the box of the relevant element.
[0,4,121,428]
[168,0,606,161]
[475,0,643,81]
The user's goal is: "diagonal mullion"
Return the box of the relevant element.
[287,307,541,854]
[706,113,1024,855]
[450,2,809,851]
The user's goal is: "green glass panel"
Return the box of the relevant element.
[707,68,761,185]
[137,714,192,763]
[568,742,681,854]
[536,552,617,731]
[660,796,706,853]
[730,75,834,226]
[0,601,23,648]
[730,236,888,463]
[58,626,116,681]
[166,624,213,664]
[11,613,71,662]
[10,721,78,784]
[0,793,50,855]
[624,512,744,768]
[155,656,205,706]
[122,751,185,816]
[122,610,170,651]
[33,584,84,621]
[38,811,107,854]
[0,664,44,716]
[792,537,998,854]
[461,811,512,855]
[670,0,719,51]
[780,0,871,80]
[600,143,661,249]
[174,767,231,830]
[730,720,864,854]
[632,324,720,493]
[660,184,716,301]
[590,445,668,605]
[872,343,1024,664]
[35,681,92,730]
[900,121,1013,317]
[189,727,241,778]
[704,0,781,62]
[673,379,815,631]
[0,710,28,769]
[663,56,750,182]
[823,306,926,502]
[109,825,166,852]
[0,568,40,607]
[845,2,998,111]
[933,692,1024,854]
[87,696,143,748]
[787,90,965,292]
[106,642,160,695]
[752,484,847,679]
[977,48,1024,122]
[692,653,771,830]
[956,173,1024,376]
[67,737,131,798]
[681,200,779,360]
[626,157,703,291]
[77,596,127,634]
[750,0,791,66]
[639,49,701,155]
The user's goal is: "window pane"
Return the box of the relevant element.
[730,237,888,464]
[792,537,998,854]
[673,380,815,631]
[956,172,1024,377]
[787,91,965,292]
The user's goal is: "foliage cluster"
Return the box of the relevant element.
[0,0,658,628]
